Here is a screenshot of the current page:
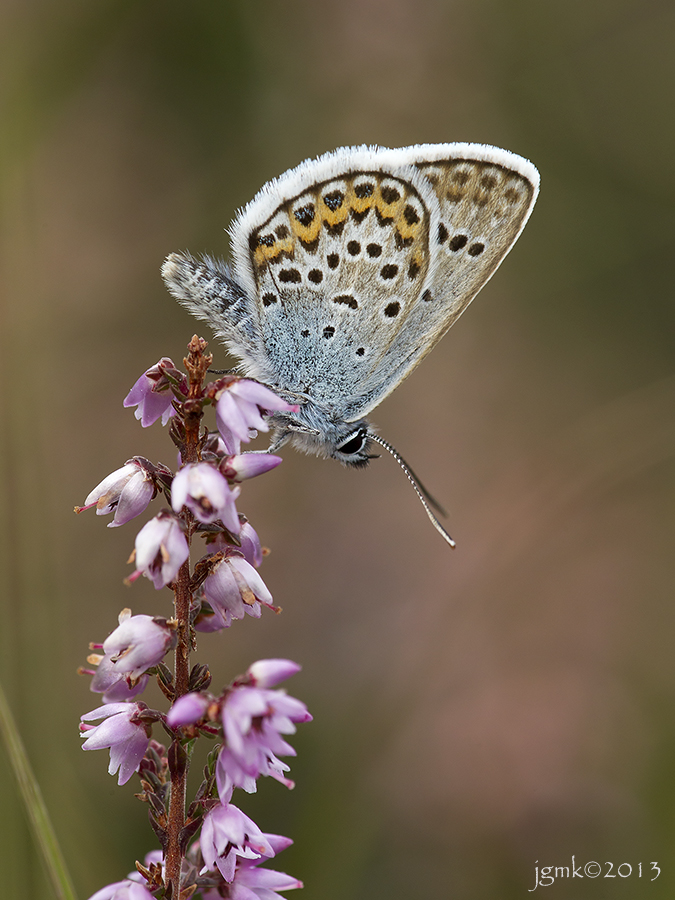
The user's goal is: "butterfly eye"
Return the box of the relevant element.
[336,427,368,456]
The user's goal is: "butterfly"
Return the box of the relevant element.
[162,143,539,545]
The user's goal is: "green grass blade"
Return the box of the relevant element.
[0,682,78,900]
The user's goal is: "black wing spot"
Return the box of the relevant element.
[437,223,449,244]
[300,236,319,253]
[356,347,365,356]
[394,231,413,250]
[294,204,315,227]
[381,185,401,204]
[354,182,374,198]
[375,207,394,227]
[323,326,335,339]
[381,264,398,280]
[347,240,361,256]
[262,292,277,306]
[422,289,433,302]
[301,329,309,337]
[333,294,358,310]
[384,301,401,318]
[325,220,345,237]
[279,268,301,283]
[449,234,468,252]
[408,260,421,279]
[308,269,324,284]
[351,208,370,224]
[366,243,382,258]
[323,190,344,211]
[327,253,340,269]
[403,204,420,225]
[468,242,485,256]
[275,224,289,239]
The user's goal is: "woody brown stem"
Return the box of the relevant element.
[164,336,209,898]
[164,558,191,896]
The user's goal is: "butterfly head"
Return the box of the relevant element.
[331,423,376,467]
[267,408,377,469]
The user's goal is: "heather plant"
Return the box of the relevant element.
[75,336,311,899]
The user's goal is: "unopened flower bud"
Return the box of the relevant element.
[220,453,283,483]
[166,692,209,728]
[246,659,301,688]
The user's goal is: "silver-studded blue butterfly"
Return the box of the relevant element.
[162,143,539,545]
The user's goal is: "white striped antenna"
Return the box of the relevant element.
[368,434,456,548]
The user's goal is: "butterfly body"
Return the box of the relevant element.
[163,143,539,467]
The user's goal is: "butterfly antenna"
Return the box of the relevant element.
[369,434,456,548]
[371,435,447,516]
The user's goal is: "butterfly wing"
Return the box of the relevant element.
[228,146,443,415]
[352,143,540,416]
[165,144,538,428]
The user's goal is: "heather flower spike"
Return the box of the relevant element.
[78,336,308,899]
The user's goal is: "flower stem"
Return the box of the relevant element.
[165,336,210,897]
[164,558,192,896]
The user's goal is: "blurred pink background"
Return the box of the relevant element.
[1,2,674,897]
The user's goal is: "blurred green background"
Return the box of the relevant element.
[1,1,674,897]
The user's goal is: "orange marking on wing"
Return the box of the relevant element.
[319,198,349,227]
[253,235,295,268]
[346,179,374,216]
[289,211,322,243]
